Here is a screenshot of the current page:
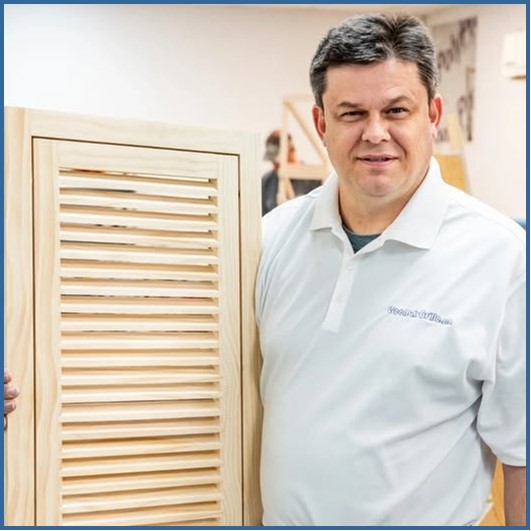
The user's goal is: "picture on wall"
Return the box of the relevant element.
[432,17,477,144]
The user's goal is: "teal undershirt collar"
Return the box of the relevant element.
[343,225,380,253]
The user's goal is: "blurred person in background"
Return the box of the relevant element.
[261,129,320,215]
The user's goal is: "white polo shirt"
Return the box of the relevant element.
[256,159,526,526]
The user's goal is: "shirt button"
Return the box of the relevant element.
[346,264,354,271]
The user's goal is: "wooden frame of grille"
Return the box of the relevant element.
[4,107,262,526]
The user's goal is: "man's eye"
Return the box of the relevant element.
[387,107,408,115]
[341,110,364,118]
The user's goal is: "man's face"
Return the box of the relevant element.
[313,59,442,207]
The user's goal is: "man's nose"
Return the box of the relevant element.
[361,115,391,144]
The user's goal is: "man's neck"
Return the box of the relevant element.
[337,172,428,235]
[338,187,414,235]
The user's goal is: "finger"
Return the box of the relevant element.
[4,400,17,415]
[4,416,7,431]
[4,386,19,399]
[4,369,12,385]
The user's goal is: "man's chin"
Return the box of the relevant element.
[359,177,398,198]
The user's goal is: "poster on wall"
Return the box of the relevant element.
[431,17,477,147]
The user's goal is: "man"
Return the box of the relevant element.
[256,14,526,526]
[4,369,19,430]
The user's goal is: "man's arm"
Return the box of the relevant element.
[503,464,527,526]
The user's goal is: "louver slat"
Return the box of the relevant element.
[61,451,222,477]
[61,314,219,332]
[60,246,219,265]
[60,190,218,216]
[61,262,219,281]
[62,484,223,514]
[34,140,241,525]
[59,175,218,200]
[62,468,222,495]
[62,435,221,459]
[62,503,223,526]
[61,286,217,300]
[61,351,220,368]
[62,417,221,441]
[60,227,219,250]
[61,297,219,314]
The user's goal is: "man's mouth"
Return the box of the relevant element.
[357,155,397,162]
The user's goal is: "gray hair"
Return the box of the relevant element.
[309,14,439,108]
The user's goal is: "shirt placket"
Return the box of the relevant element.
[322,239,361,332]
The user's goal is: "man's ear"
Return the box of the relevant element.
[312,105,327,147]
[429,94,443,140]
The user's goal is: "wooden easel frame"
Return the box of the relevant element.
[277,95,330,203]
[434,113,470,192]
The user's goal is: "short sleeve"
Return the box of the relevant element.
[477,273,526,466]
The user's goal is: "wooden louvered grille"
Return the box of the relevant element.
[33,140,242,526]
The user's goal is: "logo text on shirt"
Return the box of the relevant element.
[387,306,453,326]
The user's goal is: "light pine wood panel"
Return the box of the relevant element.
[4,107,262,526]
[32,139,242,526]
[57,141,222,178]
[4,107,36,525]
[26,108,252,156]
[33,140,63,525]
[239,130,264,525]
[216,155,242,525]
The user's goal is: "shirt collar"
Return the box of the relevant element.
[310,157,450,250]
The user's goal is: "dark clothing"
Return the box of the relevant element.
[262,170,279,216]
[261,170,321,216]
[343,226,380,253]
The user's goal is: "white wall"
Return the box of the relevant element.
[4,4,354,132]
[5,3,526,219]
[426,3,527,220]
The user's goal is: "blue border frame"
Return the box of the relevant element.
[2,2,529,530]
[525,0,530,529]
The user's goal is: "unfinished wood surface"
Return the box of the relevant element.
[480,462,505,526]
[216,155,243,525]
[4,107,262,527]
[27,108,252,156]
[32,139,242,526]
[284,97,328,164]
[446,113,466,152]
[239,131,263,525]
[33,140,63,524]
[278,103,296,204]
[434,153,468,192]
[435,112,469,193]
[4,107,36,525]
[281,162,330,180]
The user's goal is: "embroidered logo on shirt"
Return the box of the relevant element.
[387,306,453,326]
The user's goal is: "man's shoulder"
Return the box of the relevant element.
[262,187,321,246]
[445,184,526,251]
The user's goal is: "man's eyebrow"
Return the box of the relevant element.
[335,95,415,109]
[385,95,414,106]
[336,101,362,109]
